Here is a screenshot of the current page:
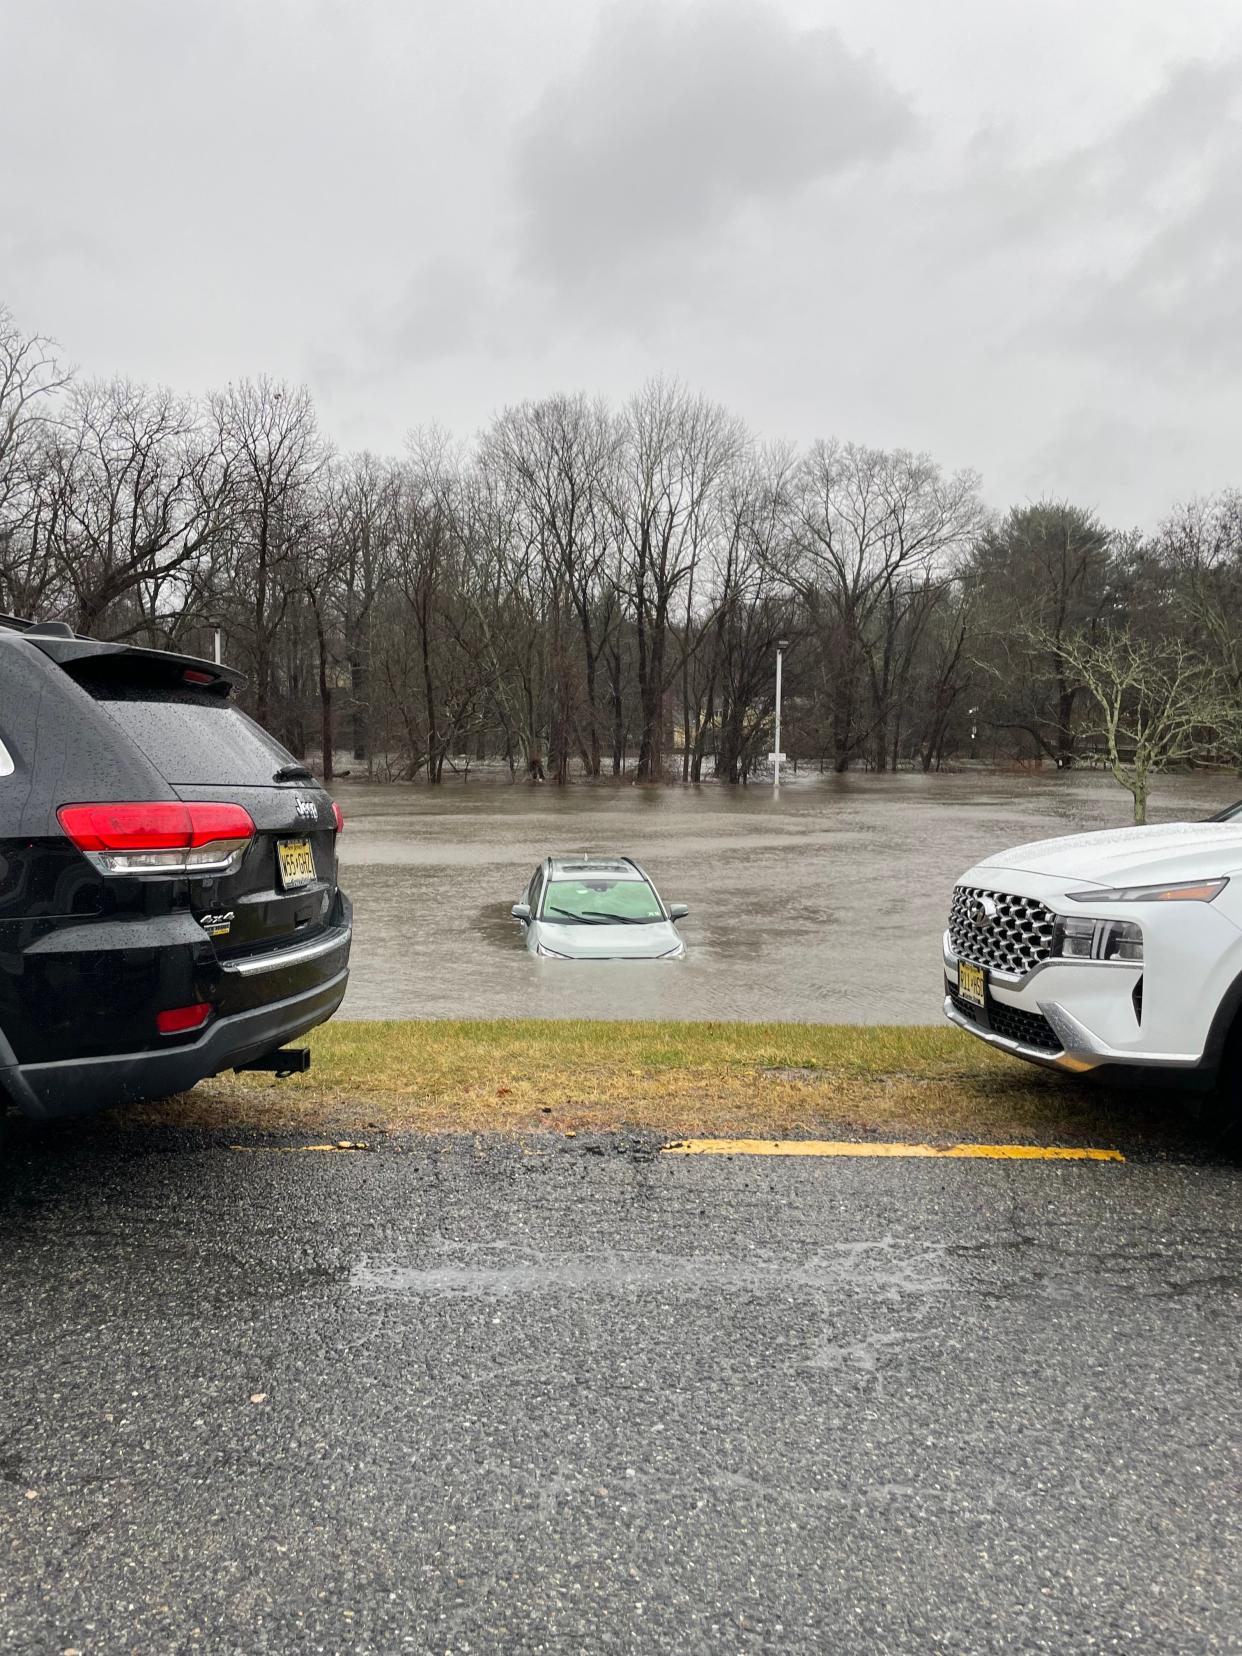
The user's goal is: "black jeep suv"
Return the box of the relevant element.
[0,616,351,1119]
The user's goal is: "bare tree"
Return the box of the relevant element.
[319,453,400,772]
[12,292,1242,792]
[781,441,985,770]
[0,310,71,619]
[685,445,796,781]
[0,304,68,529]
[970,503,1116,766]
[1152,494,1242,766]
[483,395,621,777]
[208,380,326,729]
[30,379,230,638]
[614,381,744,781]
[1050,628,1232,823]
[912,575,976,772]
[382,429,497,782]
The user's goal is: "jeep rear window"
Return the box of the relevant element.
[86,686,299,786]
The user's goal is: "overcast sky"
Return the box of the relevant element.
[4,0,1241,524]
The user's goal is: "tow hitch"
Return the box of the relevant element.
[233,1046,312,1079]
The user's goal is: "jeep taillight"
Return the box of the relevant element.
[57,802,255,876]
[156,1002,211,1035]
[332,801,344,833]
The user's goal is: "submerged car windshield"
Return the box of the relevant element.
[542,877,665,924]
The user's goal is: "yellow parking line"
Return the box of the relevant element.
[662,1139,1124,1162]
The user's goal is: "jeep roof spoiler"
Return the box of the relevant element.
[0,613,243,688]
[37,636,244,690]
[0,612,73,639]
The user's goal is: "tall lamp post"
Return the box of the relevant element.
[770,638,790,789]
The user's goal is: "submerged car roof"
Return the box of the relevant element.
[547,856,646,881]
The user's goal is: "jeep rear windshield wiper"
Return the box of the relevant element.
[273,763,314,783]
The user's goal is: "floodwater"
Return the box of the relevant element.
[334,768,1242,1024]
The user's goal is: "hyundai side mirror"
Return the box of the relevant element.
[668,902,689,921]
[511,902,531,922]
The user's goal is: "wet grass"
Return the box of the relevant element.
[118,1019,1210,1152]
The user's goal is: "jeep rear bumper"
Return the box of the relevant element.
[0,964,348,1120]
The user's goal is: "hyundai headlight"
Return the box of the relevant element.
[1052,915,1143,962]
[1066,878,1227,904]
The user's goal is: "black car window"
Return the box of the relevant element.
[88,688,297,786]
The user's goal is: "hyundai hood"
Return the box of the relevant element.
[977,821,1242,887]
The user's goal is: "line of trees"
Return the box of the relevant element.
[2,303,1239,811]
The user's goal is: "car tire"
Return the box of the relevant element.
[1204,1019,1242,1159]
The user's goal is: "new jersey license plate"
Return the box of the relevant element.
[277,838,317,888]
[957,960,986,1009]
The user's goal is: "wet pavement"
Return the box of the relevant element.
[2,1123,1240,1653]
[334,769,1242,1023]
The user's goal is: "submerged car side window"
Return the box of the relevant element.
[528,868,544,914]
[0,732,13,777]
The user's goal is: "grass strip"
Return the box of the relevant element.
[115,1019,1184,1149]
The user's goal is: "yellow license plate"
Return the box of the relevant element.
[277,838,317,888]
[957,960,986,1009]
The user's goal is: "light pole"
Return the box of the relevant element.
[770,638,790,789]
[213,626,223,666]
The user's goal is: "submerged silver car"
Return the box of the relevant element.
[511,857,688,961]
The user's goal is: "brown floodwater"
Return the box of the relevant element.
[333,769,1242,1024]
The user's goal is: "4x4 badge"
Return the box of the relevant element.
[199,910,234,939]
[295,796,318,821]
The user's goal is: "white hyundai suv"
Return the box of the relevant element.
[944,807,1242,1085]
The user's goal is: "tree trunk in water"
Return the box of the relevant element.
[313,606,333,783]
[1055,675,1076,767]
[831,669,856,773]
[713,706,748,784]
[691,683,714,783]
[636,626,666,782]
[605,645,625,775]
[254,650,271,729]
[582,633,602,778]
[1132,768,1148,825]
[420,619,438,784]
[349,656,368,761]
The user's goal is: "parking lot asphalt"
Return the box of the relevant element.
[2,1123,1240,1655]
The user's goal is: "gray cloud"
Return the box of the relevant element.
[950,58,1242,378]
[1053,70,1242,376]
[961,59,1241,249]
[381,259,494,365]
[6,0,1242,524]
[512,0,915,287]
[1023,411,1197,521]
[1061,191,1242,377]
